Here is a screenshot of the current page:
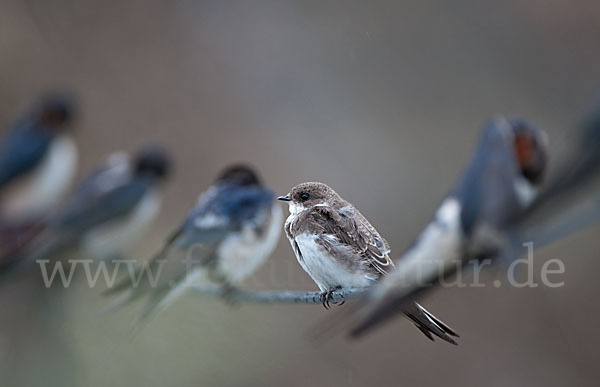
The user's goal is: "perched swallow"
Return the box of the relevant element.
[511,105,600,243]
[12,145,171,269]
[348,117,549,338]
[105,164,283,326]
[279,182,459,344]
[0,92,77,222]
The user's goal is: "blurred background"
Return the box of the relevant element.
[1,0,600,386]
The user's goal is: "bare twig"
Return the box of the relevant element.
[191,285,369,304]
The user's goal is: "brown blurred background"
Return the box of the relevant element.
[1,0,600,386]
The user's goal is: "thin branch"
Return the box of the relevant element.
[191,285,369,304]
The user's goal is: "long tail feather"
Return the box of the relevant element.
[128,287,174,335]
[404,302,459,345]
[349,296,416,339]
[99,288,137,315]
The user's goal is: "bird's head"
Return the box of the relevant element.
[509,119,548,186]
[278,182,342,214]
[134,145,171,180]
[35,91,76,133]
[216,164,262,186]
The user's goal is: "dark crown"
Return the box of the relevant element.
[36,91,76,129]
[217,164,261,186]
[135,145,171,179]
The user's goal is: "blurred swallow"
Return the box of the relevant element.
[0,92,77,222]
[105,164,283,327]
[0,221,45,267]
[8,145,171,273]
[348,117,549,338]
[510,105,600,245]
[279,182,459,344]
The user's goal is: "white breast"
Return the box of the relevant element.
[287,201,305,216]
[291,232,372,291]
[82,190,162,260]
[513,176,537,207]
[215,203,283,285]
[1,135,78,221]
[377,198,464,295]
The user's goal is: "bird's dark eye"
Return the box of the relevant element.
[300,193,310,201]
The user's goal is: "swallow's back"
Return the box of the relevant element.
[0,122,52,189]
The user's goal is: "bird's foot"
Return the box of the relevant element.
[320,286,343,309]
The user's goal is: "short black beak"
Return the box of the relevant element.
[278,195,291,202]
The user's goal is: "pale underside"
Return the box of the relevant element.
[82,190,162,260]
[1,135,78,220]
[292,232,375,291]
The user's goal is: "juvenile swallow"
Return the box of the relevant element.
[105,164,283,326]
[279,182,459,344]
[12,145,171,270]
[0,92,77,222]
[348,117,549,338]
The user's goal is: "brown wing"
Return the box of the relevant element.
[337,205,394,275]
[291,205,394,278]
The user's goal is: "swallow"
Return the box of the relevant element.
[0,92,77,222]
[348,117,549,338]
[279,182,459,344]
[10,145,171,272]
[510,104,600,245]
[105,164,283,327]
